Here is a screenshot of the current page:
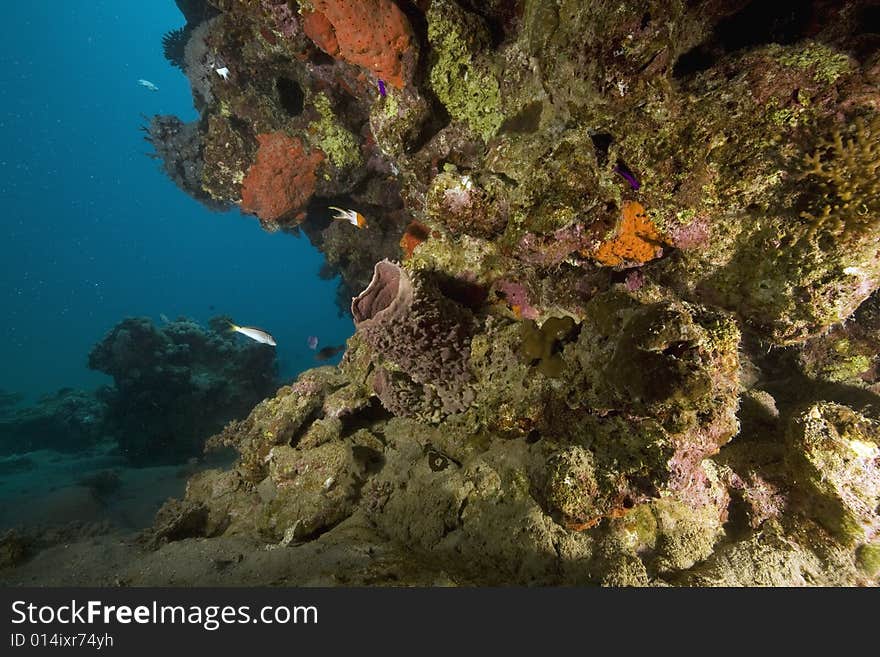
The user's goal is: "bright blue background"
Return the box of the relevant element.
[0,1,353,400]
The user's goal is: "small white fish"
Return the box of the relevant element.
[227,321,277,346]
[329,206,368,229]
[215,66,230,81]
[138,79,159,92]
[159,313,170,323]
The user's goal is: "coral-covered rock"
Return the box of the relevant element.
[206,367,345,482]
[201,114,256,202]
[144,115,229,211]
[259,441,362,541]
[301,0,417,88]
[786,403,880,546]
[426,171,509,238]
[363,423,588,584]
[427,0,503,142]
[240,132,324,224]
[799,290,880,386]
[369,86,432,157]
[128,0,880,587]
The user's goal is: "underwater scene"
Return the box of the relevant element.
[1,0,879,587]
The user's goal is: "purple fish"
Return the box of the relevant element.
[307,335,319,350]
[378,79,387,98]
[614,165,641,190]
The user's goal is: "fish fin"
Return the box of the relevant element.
[226,321,238,332]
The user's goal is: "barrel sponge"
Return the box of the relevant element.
[353,261,475,417]
[353,260,475,386]
[372,367,444,421]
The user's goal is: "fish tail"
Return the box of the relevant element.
[226,320,238,332]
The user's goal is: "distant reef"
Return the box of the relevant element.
[10,0,879,585]
[88,316,277,465]
[0,317,277,466]
[0,388,107,457]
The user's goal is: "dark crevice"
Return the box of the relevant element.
[673,0,818,79]
[672,47,716,78]
[714,0,814,50]
[308,50,335,67]
[276,77,305,117]
[288,407,324,447]
[339,397,394,439]
[589,132,613,166]
[856,6,880,34]
[723,490,753,541]
[391,0,451,153]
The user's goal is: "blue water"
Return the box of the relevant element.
[0,2,352,401]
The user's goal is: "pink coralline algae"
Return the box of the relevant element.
[625,269,645,292]
[517,224,593,268]
[495,280,538,320]
[668,216,711,249]
[263,0,301,39]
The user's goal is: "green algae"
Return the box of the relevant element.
[777,42,852,85]
[427,0,503,142]
[855,543,880,577]
[311,93,362,169]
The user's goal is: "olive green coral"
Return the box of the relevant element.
[799,114,880,240]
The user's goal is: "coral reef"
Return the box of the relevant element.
[0,388,108,457]
[88,316,277,465]
[13,0,870,586]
